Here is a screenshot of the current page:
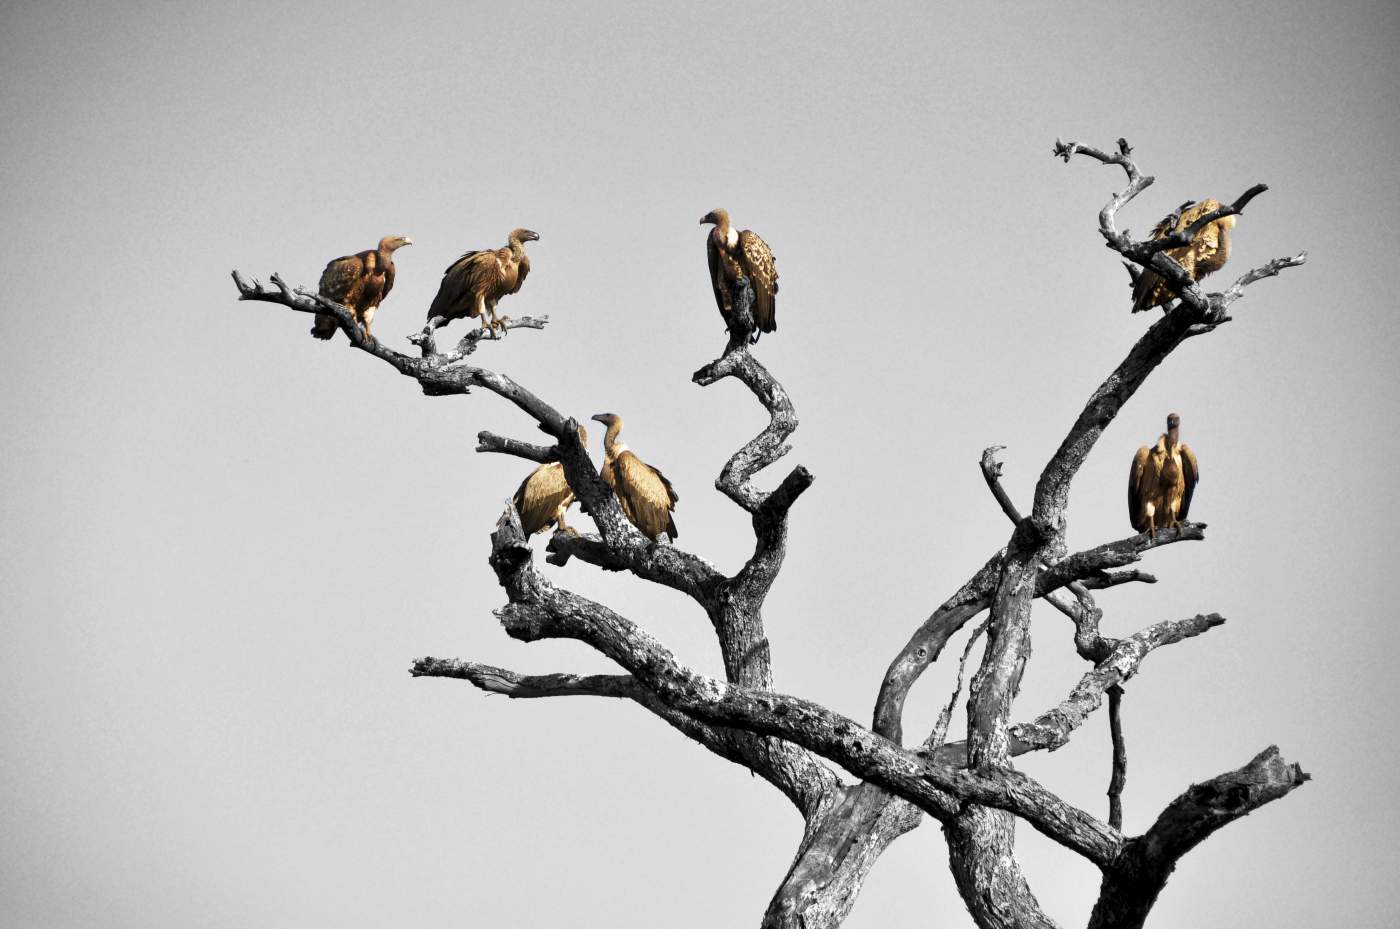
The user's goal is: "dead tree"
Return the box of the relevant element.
[231,139,1309,929]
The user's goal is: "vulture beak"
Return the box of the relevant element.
[699,213,712,225]
[591,414,606,424]
[402,237,414,246]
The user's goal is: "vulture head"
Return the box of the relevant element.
[591,413,621,429]
[1166,413,1181,430]
[509,228,540,243]
[378,235,413,252]
[699,209,730,227]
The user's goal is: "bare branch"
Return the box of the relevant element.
[411,656,797,787]
[487,525,1121,862]
[980,445,1025,524]
[1009,613,1225,751]
[476,431,558,463]
[1052,136,1154,250]
[925,617,990,752]
[1137,183,1270,258]
[543,530,725,602]
[1220,252,1309,303]
[1089,747,1310,929]
[1107,684,1126,830]
[410,315,549,359]
[411,658,637,698]
[692,340,801,515]
[1039,524,1206,591]
[873,551,1002,743]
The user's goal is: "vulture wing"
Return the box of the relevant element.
[510,251,530,295]
[513,462,574,535]
[379,255,396,305]
[313,251,370,339]
[428,251,495,321]
[612,451,679,540]
[706,233,731,317]
[1177,443,1199,522]
[1128,445,1153,531]
[738,230,779,336]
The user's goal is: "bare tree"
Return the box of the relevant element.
[231,139,1309,929]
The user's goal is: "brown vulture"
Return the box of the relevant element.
[1129,413,1199,537]
[425,228,538,336]
[512,426,588,536]
[311,235,412,342]
[700,209,779,342]
[1131,199,1236,313]
[592,413,678,541]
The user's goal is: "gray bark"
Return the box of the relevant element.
[232,137,1309,928]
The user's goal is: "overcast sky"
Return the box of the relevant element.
[3,1,1398,926]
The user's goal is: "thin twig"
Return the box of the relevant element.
[1107,684,1126,830]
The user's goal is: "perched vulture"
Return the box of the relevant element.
[311,235,412,341]
[592,413,678,541]
[700,209,779,342]
[425,228,538,336]
[512,426,588,536]
[1128,413,1199,536]
[1131,199,1236,313]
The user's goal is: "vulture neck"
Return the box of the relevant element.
[1164,426,1180,450]
[602,419,625,458]
[712,213,737,248]
[507,234,528,257]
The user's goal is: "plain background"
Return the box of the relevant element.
[3,1,1397,926]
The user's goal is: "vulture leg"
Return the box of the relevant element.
[554,507,573,534]
[487,301,507,337]
[360,307,376,343]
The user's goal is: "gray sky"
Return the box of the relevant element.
[3,1,1397,926]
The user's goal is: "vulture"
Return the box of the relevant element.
[700,209,779,342]
[512,426,588,536]
[592,413,678,541]
[425,228,538,336]
[311,235,412,341]
[1129,413,1199,537]
[1131,198,1236,313]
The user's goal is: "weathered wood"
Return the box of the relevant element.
[232,137,1309,929]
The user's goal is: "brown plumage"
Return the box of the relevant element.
[701,209,779,342]
[1131,199,1236,313]
[512,426,589,536]
[425,228,538,337]
[592,413,678,541]
[312,235,412,341]
[1129,413,1200,536]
